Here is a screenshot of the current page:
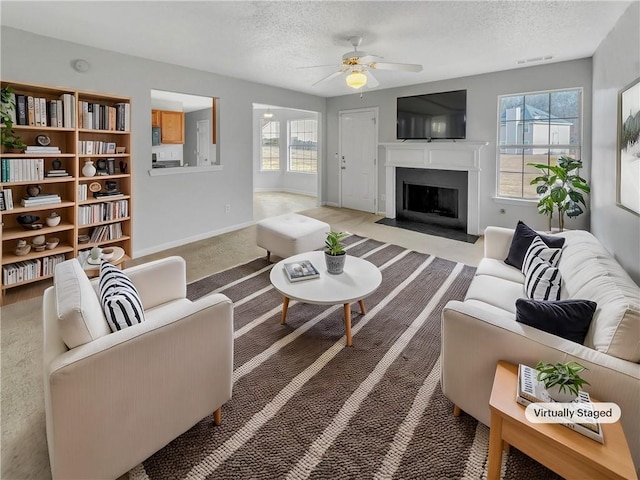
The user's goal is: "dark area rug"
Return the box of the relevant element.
[376,217,479,244]
[130,236,559,480]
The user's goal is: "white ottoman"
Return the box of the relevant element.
[256,214,330,262]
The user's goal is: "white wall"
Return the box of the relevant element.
[1,27,325,257]
[591,2,640,284]
[325,59,593,232]
[253,107,318,197]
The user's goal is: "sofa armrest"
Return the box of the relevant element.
[441,300,640,467]
[126,256,187,309]
[45,292,233,480]
[483,226,515,260]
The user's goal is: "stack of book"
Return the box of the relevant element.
[1,158,45,182]
[46,169,70,178]
[20,194,61,207]
[13,93,74,128]
[517,364,603,443]
[25,146,61,154]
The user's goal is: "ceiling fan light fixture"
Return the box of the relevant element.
[346,70,367,89]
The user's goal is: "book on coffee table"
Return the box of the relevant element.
[283,259,320,282]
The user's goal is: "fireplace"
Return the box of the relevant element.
[381,141,488,235]
[396,167,467,230]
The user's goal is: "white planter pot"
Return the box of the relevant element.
[547,384,578,403]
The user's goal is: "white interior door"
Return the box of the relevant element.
[196,119,211,166]
[340,109,377,213]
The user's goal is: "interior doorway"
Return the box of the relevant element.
[339,108,378,213]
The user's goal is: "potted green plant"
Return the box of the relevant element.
[536,360,590,402]
[324,231,348,275]
[528,156,590,232]
[1,85,26,153]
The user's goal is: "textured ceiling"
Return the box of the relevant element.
[0,1,632,97]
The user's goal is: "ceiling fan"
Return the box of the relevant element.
[302,36,423,90]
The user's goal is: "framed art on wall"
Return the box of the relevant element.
[617,76,640,215]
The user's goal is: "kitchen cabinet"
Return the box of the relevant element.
[151,110,160,127]
[160,111,184,144]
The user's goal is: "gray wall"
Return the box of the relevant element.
[325,59,593,232]
[591,2,640,284]
[1,27,325,256]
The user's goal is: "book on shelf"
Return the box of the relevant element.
[16,94,27,125]
[517,364,603,443]
[27,95,35,126]
[283,259,320,282]
[2,188,14,209]
[25,146,61,153]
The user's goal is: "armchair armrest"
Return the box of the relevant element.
[483,226,514,260]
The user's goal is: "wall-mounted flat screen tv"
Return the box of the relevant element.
[397,89,467,140]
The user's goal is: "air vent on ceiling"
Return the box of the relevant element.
[517,55,554,65]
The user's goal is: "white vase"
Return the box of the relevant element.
[82,160,96,177]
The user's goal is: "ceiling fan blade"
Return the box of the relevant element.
[312,69,345,87]
[364,69,379,88]
[298,64,342,70]
[358,54,382,64]
[370,61,423,72]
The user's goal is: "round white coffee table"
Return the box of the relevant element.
[270,251,382,346]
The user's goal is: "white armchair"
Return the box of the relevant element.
[42,256,233,480]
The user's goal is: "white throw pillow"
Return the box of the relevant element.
[521,236,563,275]
[524,255,562,301]
[99,261,145,332]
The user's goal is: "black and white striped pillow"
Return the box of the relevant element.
[521,235,563,275]
[99,261,145,332]
[524,255,562,301]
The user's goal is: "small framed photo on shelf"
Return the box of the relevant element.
[106,142,116,154]
[106,158,116,175]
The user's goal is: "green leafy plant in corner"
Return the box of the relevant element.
[325,231,348,256]
[528,156,590,232]
[1,85,26,151]
[535,360,590,397]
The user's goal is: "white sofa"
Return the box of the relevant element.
[441,227,640,467]
[43,256,234,480]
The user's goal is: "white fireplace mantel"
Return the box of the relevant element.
[381,141,489,235]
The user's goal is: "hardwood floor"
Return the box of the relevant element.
[1,192,483,306]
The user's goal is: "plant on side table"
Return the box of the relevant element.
[1,85,27,153]
[324,231,348,275]
[535,360,590,402]
[528,155,590,232]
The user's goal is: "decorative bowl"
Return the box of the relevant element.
[78,234,90,244]
[17,215,40,226]
[46,237,60,250]
[32,235,46,245]
[46,212,61,227]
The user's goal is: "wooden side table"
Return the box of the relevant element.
[81,246,127,278]
[488,361,637,480]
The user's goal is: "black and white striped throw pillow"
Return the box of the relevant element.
[524,255,562,301]
[521,235,563,275]
[99,261,145,332]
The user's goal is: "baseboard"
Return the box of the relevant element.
[254,187,317,197]
[133,220,255,258]
[325,202,340,207]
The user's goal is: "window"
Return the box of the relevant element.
[261,119,280,171]
[288,119,317,173]
[498,89,581,199]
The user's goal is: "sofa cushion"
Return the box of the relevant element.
[522,236,563,274]
[465,275,525,314]
[524,256,562,301]
[515,298,597,344]
[557,230,640,362]
[505,221,565,270]
[476,258,525,284]
[54,259,110,349]
[99,261,145,332]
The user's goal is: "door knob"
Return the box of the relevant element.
[341,166,346,170]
